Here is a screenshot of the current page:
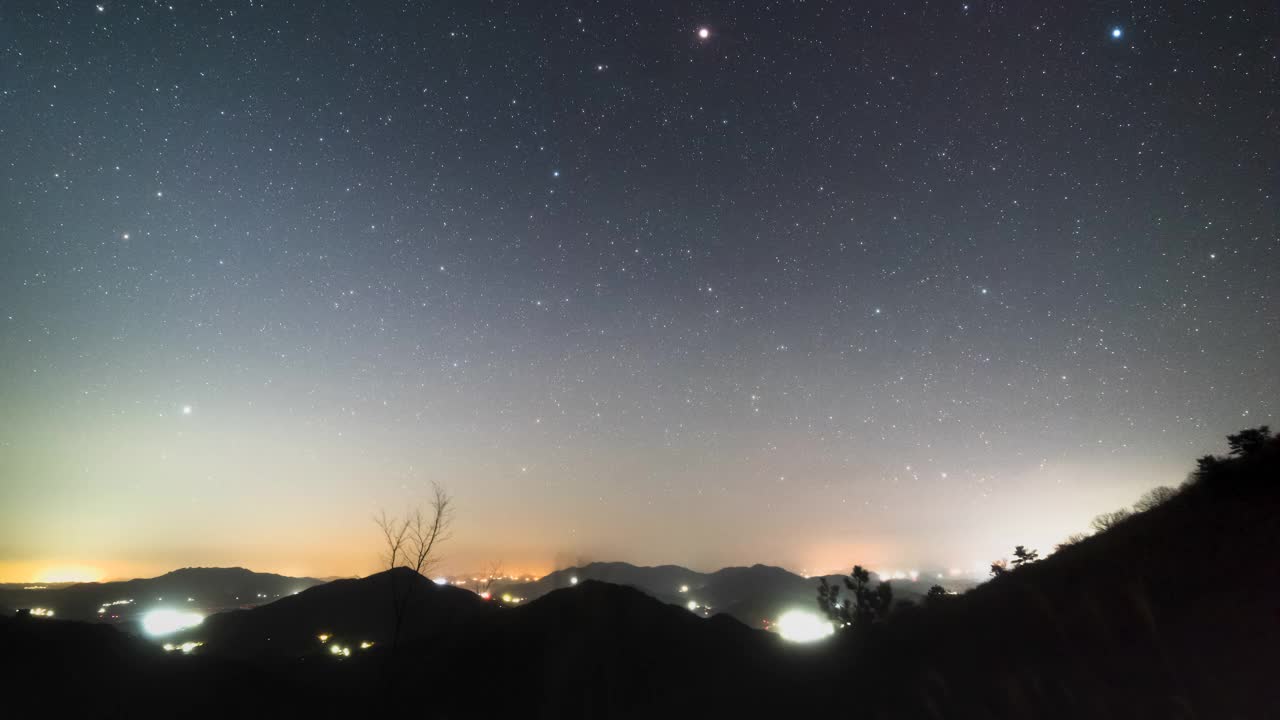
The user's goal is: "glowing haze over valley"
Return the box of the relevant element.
[2,2,1274,584]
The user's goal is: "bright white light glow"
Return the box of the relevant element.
[1111,27,1123,39]
[569,576,578,585]
[141,609,204,636]
[776,610,835,643]
[679,585,689,593]
[686,600,698,611]
[697,27,710,39]
[433,577,448,585]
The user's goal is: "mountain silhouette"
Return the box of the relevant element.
[388,578,825,716]
[0,566,323,623]
[176,566,492,658]
[499,561,956,627]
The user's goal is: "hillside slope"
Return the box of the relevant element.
[182,566,493,658]
[837,431,1280,719]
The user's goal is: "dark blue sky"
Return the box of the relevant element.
[1,0,1276,581]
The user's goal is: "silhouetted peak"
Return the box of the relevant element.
[162,566,255,579]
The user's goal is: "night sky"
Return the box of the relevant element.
[2,1,1276,583]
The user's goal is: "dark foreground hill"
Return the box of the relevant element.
[3,570,822,718]
[825,428,1280,719]
[398,580,830,717]
[181,566,494,658]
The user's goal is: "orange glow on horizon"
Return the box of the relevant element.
[36,564,105,583]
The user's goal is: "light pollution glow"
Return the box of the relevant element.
[4,2,1272,586]
[1,453,1183,583]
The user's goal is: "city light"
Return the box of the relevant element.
[775,610,835,643]
[29,607,55,617]
[163,641,203,654]
[570,576,578,585]
[141,609,204,637]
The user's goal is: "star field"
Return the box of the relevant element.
[0,1,1276,581]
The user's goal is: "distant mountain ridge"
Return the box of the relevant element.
[0,566,325,623]
[1,560,972,631]
[494,560,970,626]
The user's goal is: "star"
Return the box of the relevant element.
[697,27,710,40]
[1111,27,1123,39]
[181,405,193,416]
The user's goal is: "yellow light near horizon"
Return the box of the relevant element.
[36,565,103,583]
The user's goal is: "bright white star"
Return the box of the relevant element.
[697,27,710,40]
[1111,27,1123,39]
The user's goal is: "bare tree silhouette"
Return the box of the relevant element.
[1133,485,1178,512]
[1090,508,1132,533]
[1054,532,1089,552]
[374,481,453,651]
[478,560,504,599]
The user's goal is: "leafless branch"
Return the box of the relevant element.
[373,482,454,653]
